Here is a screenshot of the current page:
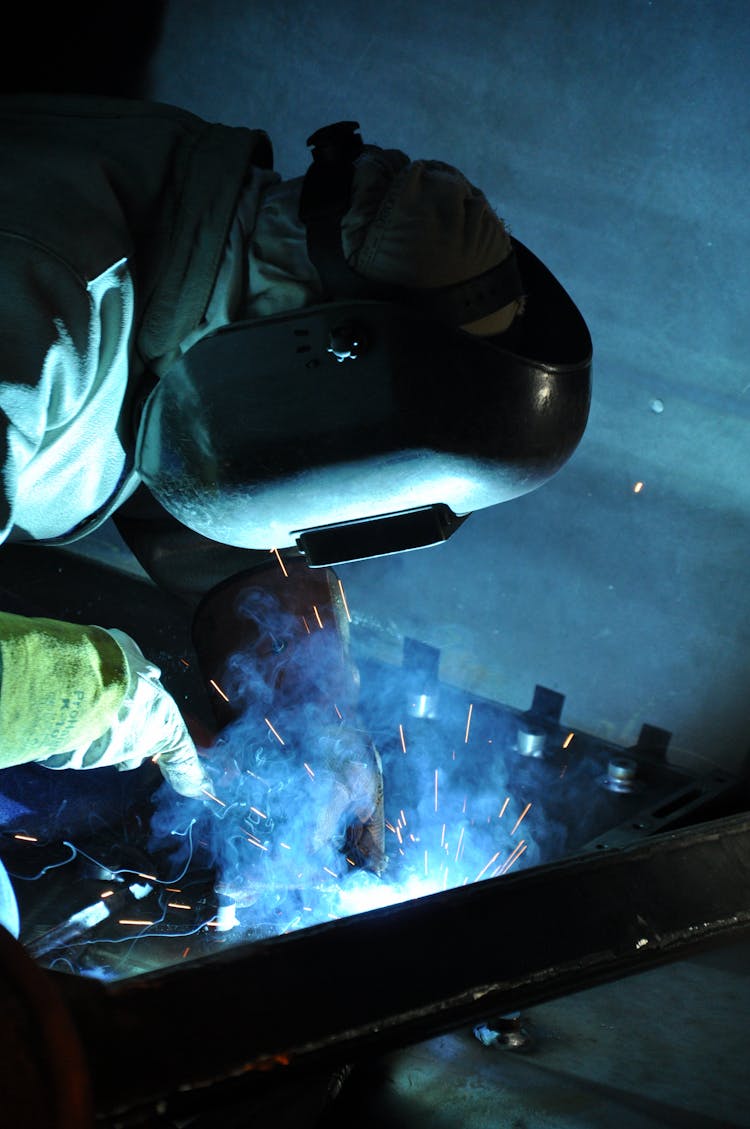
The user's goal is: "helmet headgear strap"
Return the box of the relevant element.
[298,120,525,326]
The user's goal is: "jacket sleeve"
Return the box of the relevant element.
[0,233,97,543]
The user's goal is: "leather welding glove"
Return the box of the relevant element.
[242,143,522,337]
[0,612,208,797]
[54,627,211,798]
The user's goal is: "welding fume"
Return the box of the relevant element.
[0,98,591,952]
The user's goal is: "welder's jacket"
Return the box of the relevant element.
[0,93,273,545]
[0,97,385,869]
[0,93,274,762]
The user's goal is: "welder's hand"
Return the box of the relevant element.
[103,629,211,798]
[341,146,522,334]
[38,628,211,798]
[309,724,386,875]
[247,149,519,339]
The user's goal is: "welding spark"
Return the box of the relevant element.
[511,802,532,835]
[475,851,500,882]
[119,919,154,926]
[498,796,510,819]
[209,678,230,703]
[399,809,407,827]
[280,842,291,850]
[200,788,226,808]
[246,836,268,851]
[312,604,324,629]
[500,841,528,875]
[346,857,356,867]
[264,717,286,745]
[168,902,191,910]
[323,866,338,879]
[434,769,439,812]
[249,807,268,819]
[455,826,465,863]
[399,724,407,753]
[13,834,38,842]
[179,658,190,668]
[303,762,315,779]
[424,850,429,876]
[497,839,526,875]
[301,616,311,634]
[245,768,270,787]
[337,578,352,622]
[396,825,403,845]
[563,731,574,749]
[182,947,190,958]
[633,481,644,493]
[385,821,397,834]
[100,890,114,899]
[441,823,445,847]
[334,703,343,720]
[464,702,474,744]
[271,547,289,577]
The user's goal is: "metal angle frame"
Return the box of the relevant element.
[47,810,750,1119]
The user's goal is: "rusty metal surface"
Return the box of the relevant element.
[51,810,750,1120]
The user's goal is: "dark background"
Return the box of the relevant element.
[2,4,749,1126]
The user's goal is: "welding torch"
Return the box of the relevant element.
[26,880,153,960]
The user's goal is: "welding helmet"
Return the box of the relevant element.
[136,122,592,566]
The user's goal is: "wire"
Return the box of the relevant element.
[74,912,217,948]
[8,842,77,880]
[47,956,78,974]
[8,819,198,885]
[64,819,198,885]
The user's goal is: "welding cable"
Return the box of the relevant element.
[74,899,169,949]
[47,956,78,974]
[51,819,199,887]
[8,841,77,881]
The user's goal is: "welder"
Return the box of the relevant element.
[0,96,590,876]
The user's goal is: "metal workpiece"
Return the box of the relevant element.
[516,721,547,758]
[40,811,750,1121]
[600,755,643,793]
[474,1011,534,1052]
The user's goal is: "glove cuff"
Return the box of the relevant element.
[0,612,128,765]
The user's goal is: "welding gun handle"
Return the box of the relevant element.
[26,883,152,960]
